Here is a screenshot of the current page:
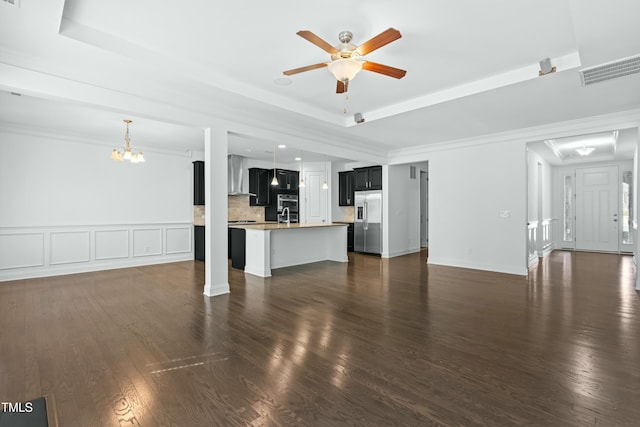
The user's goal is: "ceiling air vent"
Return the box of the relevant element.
[579,55,640,86]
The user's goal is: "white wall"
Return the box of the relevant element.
[0,130,195,281]
[383,164,422,257]
[526,150,543,222]
[427,140,528,275]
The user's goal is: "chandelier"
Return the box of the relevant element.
[110,119,145,163]
[575,145,595,156]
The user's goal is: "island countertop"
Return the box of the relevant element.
[228,223,348,230]
[231,223,348,277]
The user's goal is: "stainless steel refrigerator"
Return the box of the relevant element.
[354,190,382,254]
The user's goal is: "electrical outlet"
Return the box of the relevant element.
[499,210,511,218]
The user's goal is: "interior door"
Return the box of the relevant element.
[575,166,619,252]
[303,170,326,224]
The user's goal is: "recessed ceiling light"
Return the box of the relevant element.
[274,77,292,86]
[278,144,286,149]
[295,157,301,161]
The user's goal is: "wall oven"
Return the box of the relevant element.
[277,194,298,213]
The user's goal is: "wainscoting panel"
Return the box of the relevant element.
[0,232,45,270]
[166,227,191,254]
[0,223,193,281]
[133,228,163,257]
[95,229,129,260]
[50,231,90,265]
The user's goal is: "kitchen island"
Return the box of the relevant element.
[228,223,348,277]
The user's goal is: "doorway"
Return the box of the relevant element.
[420,171,428,248]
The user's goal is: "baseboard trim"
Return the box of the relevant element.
[382,247,421,258]
[427,257,528,276]
[203,282,230,297]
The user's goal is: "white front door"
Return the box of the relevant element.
[575,166,619,252]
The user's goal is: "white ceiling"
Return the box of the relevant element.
[1,0,640,162]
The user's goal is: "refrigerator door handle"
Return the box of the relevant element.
[363,201,368,230]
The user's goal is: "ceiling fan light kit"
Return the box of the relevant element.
[327,58,362,83]
[283,28,406,93]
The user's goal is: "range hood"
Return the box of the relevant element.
[228,154,249,195]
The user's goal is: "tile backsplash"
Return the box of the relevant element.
[193,205,205,226]
[193,196,266,225]
[228,195,265,221]
[342,206,355,222]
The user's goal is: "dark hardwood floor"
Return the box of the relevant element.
[1,250,639,426]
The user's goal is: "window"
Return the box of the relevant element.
[622,171,633,245]
[563,175,573,242]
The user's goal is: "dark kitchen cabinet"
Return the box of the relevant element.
[193,161,205,205]
[346,223,354,252]
[338,171,355,206]
[354,166,382,190]
[369,166,382,189]
[249,168,272,206]
[277,169,299,192]
[230,228,246,270]
[195,225,205,261]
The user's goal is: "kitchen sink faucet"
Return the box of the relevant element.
[281,207,290,224]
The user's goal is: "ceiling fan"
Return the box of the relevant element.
[283,28,407,93]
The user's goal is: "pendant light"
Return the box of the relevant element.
[110,119,145,163]
[322,157,328,190]
[299,150,305,188]
[271,144,279,186]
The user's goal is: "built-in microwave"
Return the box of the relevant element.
[277,194,298,212]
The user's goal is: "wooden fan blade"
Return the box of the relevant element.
[283,62,328,76]
[336,80,348,93]
[356,28,402,56]
[297,30,339,54]
[362,61,407,79]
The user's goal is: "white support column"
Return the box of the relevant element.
[635,129,640,291]
[204,126,230,297]
[381,165,390,258]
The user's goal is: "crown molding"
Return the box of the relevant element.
[387,108,640,164]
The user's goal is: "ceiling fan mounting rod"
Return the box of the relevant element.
[338,31,353,44]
